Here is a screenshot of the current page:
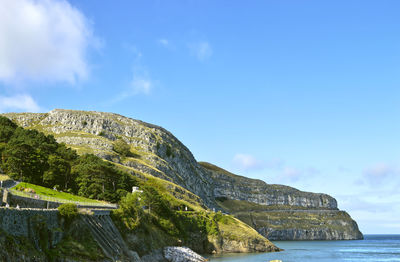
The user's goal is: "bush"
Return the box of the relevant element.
[113,139,131,157]
[58,203,78,219]
[166,144,173,158]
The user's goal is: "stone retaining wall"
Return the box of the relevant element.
[7,193,62,209]
[0,208,59,237]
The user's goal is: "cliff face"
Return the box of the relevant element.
[200,163,363,240]
[237,209,363,241]
[3,109,363,241]
[201,162,337,209]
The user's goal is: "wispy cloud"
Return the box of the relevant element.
[338,195,395,213]
[158,38,169,47]
[231,153,318,183]
[0,0,98,84]
[112,69,153,103]
[279,166,320,182]
[336,192,400,233]
[0,94,41,112]
[281,167,302,182]
[111,46,154,103]
[189,41,213,61]
[360,163,399,186]
[232,153,265,171]
[131,76,152,95]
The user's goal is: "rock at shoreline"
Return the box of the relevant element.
[164,247,207,262]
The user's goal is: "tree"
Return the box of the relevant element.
[43,155,72,189]
[141,184,170,216]
[72,154,136,202]
[1,127,59,183]
[0,116,17,143]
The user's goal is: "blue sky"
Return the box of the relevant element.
[0,0,399,234]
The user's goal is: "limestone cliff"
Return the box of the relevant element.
[200,162,337,209]
[200,162,363,240]
[3,109,363,241]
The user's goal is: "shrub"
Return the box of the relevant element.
[58,203,78,220]
[113,139,131,157]
[166,144,173,158]
[215,196,228,202]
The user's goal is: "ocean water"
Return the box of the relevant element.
[207,235,400,262]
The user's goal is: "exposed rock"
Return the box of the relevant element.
[201,162,337,209]
[163,247,207,262]
[81,214,141,261]
[140,249,168,262]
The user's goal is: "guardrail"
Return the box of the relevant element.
[7,188,118,209]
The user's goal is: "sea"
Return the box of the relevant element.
[207,235,400,262]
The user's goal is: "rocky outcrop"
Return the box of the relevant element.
[141,247,207,262]
[81,214,141,261]
[200,163,363,240]
[261,227,363,240]
[201,162,337,210]
[247,210,363,240]
[164,247,206,262]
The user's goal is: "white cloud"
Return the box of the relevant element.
[131,75,152,95]
[0,94,41,112]
[338,195,394,213]
[111,48,154,103]
[158,39,169,46]
[189,41,212,61]
[281,167,302,182]
[362,163,399,186]
[0,0,96,84]
[265,158,285,169]
[270,165,320,184]
[112,74,153,103]
[232,153,264,171]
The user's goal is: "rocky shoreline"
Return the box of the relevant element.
[141,247,207,262]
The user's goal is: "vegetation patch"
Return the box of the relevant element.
[112,178,273,255]
[113,138,135,157]
[0,174,10,181]
[13,183,104,203]
[53,220,105,261]
[216,199,315,212]
[58,203,78,219]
